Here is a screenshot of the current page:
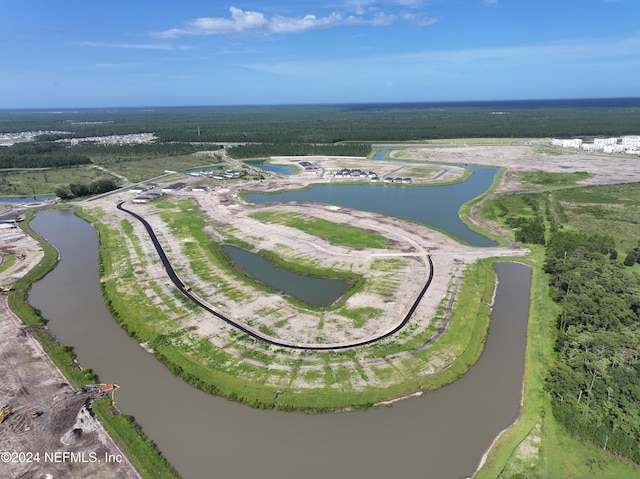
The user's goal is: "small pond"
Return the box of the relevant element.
[246,160,296,175]
[222,244,348,305]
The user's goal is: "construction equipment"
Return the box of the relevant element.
[0,285,11,293]
[31,411,41,419]
[84,384,120,405]
[1,405,13,423]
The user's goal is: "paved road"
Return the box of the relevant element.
[117,201,434,350]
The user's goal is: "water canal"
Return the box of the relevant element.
[28,209,530,479]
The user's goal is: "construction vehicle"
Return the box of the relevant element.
[84,384,120,405]
[31,411,41,419]
[0,285,11,293]
[1,405,13,423]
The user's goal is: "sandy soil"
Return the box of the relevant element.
[393,143,640,187]
[0,229,141,479]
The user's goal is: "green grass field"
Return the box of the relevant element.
[516,170,592,189]
[249,210,392,249]
[551,182,640,252]
[91,155,222,183]
[0,165,116,197]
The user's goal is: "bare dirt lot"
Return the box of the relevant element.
[393,143,640,187]
[0,229,141,479]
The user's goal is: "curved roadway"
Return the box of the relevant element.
[117,201,434,351]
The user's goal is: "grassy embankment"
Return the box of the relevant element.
[0,253,17,275]
[88,195,508,411]
[476,178,640,479]
[458,167,510,246]
[248,210,392,249]
[7,208,180,479]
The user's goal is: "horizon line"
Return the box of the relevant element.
[2,96,640,112]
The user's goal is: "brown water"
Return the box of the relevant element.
[28,209,531,479]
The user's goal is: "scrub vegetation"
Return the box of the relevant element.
[0,165,117,197]
[516,171,592,188]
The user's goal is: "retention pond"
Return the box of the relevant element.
[28,209,530,479]
[222,244,348,305]
[245,165,498,247]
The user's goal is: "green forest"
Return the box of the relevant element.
[2,101,640,143]
[485,183,640,470]
[0,142,222,170]
[54,178,118,200]
[226,142,371,159]
[74,142,222,158]
[0,142,90,168]
[544,231,640,462]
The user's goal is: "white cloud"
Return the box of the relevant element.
[237,34,640,78]
[76,41,193,51]
[152,6,436,38]
[401,12,439,26]
[342,0,425,7]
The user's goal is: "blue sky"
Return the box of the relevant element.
[1,0,639,108]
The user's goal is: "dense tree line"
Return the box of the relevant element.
[55,178,118,200]
[503,194,547,244]
[0,142,90,169]
[511,217,546,244]
[75,142,222,158]
[226,142,372,159]
[0,141,222,169]
[544,231,640,462]
[3,101,640,143]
